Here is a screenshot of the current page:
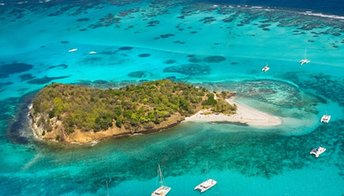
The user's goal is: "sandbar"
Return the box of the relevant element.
[184,97,282,127]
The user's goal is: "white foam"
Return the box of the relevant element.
[301,11,344,20]
[230,4,344,20]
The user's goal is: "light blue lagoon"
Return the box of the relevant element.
[0,0,344,195]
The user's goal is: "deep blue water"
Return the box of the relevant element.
[1,0,344,15]
[205,0,344,15]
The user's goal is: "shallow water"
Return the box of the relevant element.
[0,0,344,195]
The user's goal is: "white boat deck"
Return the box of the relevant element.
[262,65,270,72]
[321,114,331,123]
[299,58,310,65]
[68,48,78,53]
[194,179,217,193]
[151,185,171,196]
[310,146,326,158]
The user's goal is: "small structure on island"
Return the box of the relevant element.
[310,146,326,158]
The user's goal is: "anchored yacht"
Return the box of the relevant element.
[68,48,78,53]
[194,179,217,193]
[310,146,326,158]
[320,114,331,123]
[300,48,310,65]
[299,58,311,65]
[262,65,270,72]
[151,165,171,196]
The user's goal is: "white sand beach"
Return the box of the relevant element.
[184,97,282,127]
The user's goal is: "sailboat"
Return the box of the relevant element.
[151,164,171,196]
[194,161,217,193]
[299,48,311,65]
[262,64,270,72]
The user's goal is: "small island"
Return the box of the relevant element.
[29,79,237,144]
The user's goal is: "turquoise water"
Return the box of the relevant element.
[1,0,344,195]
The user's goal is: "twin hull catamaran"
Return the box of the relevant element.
[300,48,311,65]
[194,179,217,192]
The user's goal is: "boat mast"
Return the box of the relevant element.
[158,164,164,186]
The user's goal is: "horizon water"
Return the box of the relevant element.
[1,0,344,195]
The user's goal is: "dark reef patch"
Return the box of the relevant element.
[19,74,35,81]
[174,40,185,44]
[160,34,175,39]
[88,13,121,29]
[138,53,151,58]
[80,57,102,64]
[199,16,216,24]
[5,93,37,144]
[27,75,70,84]
[100,50,117,55]
[127,71,153,78]
[205,79,323,113]
[118,46,133,51]
[188,55,226,63]
[164,60,176,64]
[76,17,90,22]
[48,64,68,70]
[163,64,210,76]
[0,81,13,86]
[0,63,34,77]
[204,56,226,63]
[0,82,12,92]
[282,72,344,106]
[188,57,202,63]
[147,20,159,27]
[93,80,108,85]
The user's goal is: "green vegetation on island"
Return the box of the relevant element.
[30,79,236,143]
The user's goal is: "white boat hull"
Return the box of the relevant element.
[321,115,331,123]
[310,147,326,158]
[151,186,171,196]
[194,179,217,193]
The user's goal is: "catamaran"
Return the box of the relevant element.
[151,164,171,196]
[68,48,78,53]
[262,64,270,72]
[194,179,217,193]
[310,146,326,158]
[299,48,310,65]
[320,114,331,123]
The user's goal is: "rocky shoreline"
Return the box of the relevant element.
[29,109,186,145]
